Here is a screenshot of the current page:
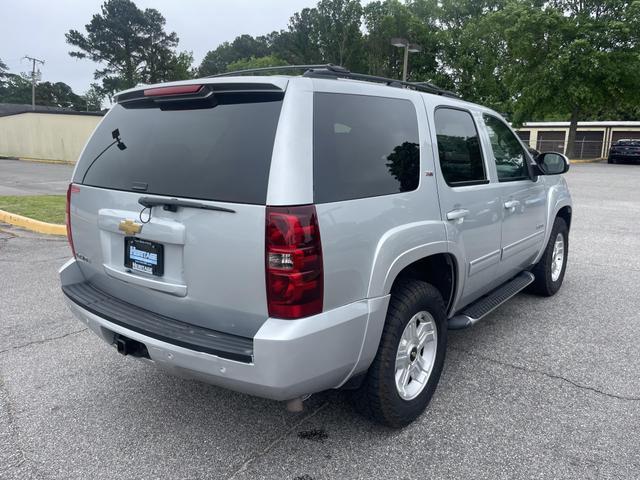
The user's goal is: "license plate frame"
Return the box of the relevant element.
[124,237,164,277]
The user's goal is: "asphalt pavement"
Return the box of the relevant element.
[1,162,639,479]
[0,159,74,196]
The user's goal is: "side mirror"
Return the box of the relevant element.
[534,152,570,175]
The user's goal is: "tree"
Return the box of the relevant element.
[198,0,366,75]
[363,0,440,82]
[0,73,86,110]
[314,0,365,69]
[83,83,104,111]
[66,0,193,98]
[434,0,511,108]
[190,0,639,138]
[496,0,640,156]
[225,55,288,73]
[269,9,324,65]
[0,58,8,99]
[198,35,271,76]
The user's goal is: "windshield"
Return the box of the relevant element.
[73,92,284,204]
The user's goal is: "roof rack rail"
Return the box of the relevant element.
[303,66,459,98]
[208,63,459,98]
[207,64,347,78]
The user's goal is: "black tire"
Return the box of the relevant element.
[351,279,447,428]
[608,157,616,164]
[528,217,569,296]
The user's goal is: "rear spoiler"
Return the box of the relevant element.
[114,82,285,105]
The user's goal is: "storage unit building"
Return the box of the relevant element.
[516,121,640,159]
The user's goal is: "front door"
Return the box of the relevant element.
[480,114,547,279]
[429,106,503,308]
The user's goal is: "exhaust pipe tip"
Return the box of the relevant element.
[285,397,305,413]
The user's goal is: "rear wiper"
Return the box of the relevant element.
[138,197,236,213]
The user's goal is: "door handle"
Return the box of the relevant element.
[504,200,521,211]
[446,209,470,222]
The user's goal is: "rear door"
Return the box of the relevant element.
[429,105,503,308]
[480,114,547,278]
[69,82,286,338]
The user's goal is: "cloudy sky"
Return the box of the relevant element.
[0,0,334,94]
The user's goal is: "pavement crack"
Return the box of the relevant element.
[452,347,640,402]
[0,328,88,355]
[226,402,329,480]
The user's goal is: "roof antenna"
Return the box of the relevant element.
[112,129,127,150]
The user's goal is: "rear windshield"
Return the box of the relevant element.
[73,92,284,204]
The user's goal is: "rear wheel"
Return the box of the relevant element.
[529,217,568,296]
[608,157,616,164]
[352,279,447,428]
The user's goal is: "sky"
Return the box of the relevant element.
[0,0,332,95]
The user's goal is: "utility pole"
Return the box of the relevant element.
[23,55,45,110]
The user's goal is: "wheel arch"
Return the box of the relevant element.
[388,253,458,315]
[533,182,573,265]
[349,247,459,385]
[556,205,572,230]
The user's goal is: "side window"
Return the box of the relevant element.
[434,108,487,186]
[482,114,529,182]
[313,93,420,203]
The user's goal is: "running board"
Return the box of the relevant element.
[448,271,535,330]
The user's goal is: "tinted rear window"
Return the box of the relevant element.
[313,93,420,203]
[434,108,486,186]
[74,92,283,204]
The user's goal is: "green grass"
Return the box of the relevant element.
[0,195,66,224]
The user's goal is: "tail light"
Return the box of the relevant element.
[66,184,80,257]
[266,205,323,319]
[143,84,203,96]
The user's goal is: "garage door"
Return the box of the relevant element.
[517,130,530,144]
[611,131,640,143]
[537,131,565,153]
[573,131,604,159]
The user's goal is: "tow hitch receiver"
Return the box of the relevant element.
[113,333,150,358]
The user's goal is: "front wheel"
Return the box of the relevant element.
[352,279,447,428]
[529,217,569,296]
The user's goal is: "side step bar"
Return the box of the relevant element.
[448,271,535,330]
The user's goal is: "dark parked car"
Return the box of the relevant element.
[608,139,640,164]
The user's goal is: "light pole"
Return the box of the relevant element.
[390,38,421,82]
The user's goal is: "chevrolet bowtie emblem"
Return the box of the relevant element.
[118,219,142,235]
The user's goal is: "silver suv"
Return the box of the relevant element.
[60,66,572,427]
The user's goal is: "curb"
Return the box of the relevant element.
[0,156,75,165]
[0,209,67,236]
[570,158,604,164]
[14,157,75,165]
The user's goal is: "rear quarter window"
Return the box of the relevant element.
[73,92,283,204]
[313,93,420,203]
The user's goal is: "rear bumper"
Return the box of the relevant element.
[60,259,389,401]
[609,154,640,163]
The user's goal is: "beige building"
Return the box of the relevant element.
[516,121,640,159]
[0,104,104,163]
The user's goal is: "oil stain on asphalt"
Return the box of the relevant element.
[297,428,328,443]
